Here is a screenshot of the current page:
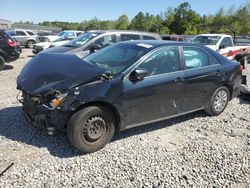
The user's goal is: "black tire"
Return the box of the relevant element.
[0,56,5,71]
[26,40,35,48]
[205,86,229,116]
[67,106,115,153]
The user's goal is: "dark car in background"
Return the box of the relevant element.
[17,41,242,153]
[43,30,162,58]
[0,29,21,71]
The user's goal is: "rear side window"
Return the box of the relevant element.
[143,35,156,40]
[183,47,209,69]
[27,31,35,35]
[16,31,27,36]
[121,34,140,41]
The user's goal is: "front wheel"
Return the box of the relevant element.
[205,86,229,116]
[26,40,35,48]
[67,106,115,153]
[0,56,6,71]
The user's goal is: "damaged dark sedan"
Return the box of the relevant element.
[17,41,242,153]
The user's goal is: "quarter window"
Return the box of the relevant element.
[183,47,209,69]
[138,47,180,76]
[121,34,140,41]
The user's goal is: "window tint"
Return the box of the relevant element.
[143,35,156,40]
[183,47,209,69]
[16,31,27,36]
[93,35,116,49]
[220,37,233,48]
[209,55,220,65]
[138,47,180,76]
[27,31,35,36]
[121,34,140,41]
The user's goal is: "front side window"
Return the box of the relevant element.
[183,47,209,69]
[93,35,116,49]
[16,31,27,36]
[121,34,140,41]
[84,43,152,76]
[138,47,180,76]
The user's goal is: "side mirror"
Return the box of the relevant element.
[129,68,148,81]
[219,45,225,49]
[89,44,101,53]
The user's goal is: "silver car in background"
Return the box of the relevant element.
[6,29,39,48]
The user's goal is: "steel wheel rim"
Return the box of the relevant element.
[213,90,228,112]
[82,115,107,142]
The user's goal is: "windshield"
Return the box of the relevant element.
[83,43,153,76]
[58,31,68,37]
[191,35,221,45]
[65,32,100,48]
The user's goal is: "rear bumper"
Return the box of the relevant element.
[5,51,20,62]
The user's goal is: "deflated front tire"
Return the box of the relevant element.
[67,106,115,153]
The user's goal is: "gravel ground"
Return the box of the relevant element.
[0,49,249,188]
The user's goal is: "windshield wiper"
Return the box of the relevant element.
[64,44,76,48]
[100,72,113,80]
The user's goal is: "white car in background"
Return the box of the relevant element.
[33,36,75,54]
[39,30,84,42]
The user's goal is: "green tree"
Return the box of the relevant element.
[169,2,201,34]
[129,12,146,31]
[116,15,129,30]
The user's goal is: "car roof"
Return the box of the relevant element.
[119,40,203,48]
[86,30,159,36]
[196,34,232,37]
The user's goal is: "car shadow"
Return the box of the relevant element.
[0,106,207,158]
[27,55,35,58]
[3,65,14,70]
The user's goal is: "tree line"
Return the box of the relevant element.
[21,2,250,35]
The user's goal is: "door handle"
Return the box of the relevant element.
[174,77,184,83]
[213,70,222,76]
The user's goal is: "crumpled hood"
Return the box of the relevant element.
[17,53,105,95]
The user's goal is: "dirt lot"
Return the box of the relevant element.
[0,49,249,187]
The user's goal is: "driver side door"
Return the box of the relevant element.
[120,47,185,128]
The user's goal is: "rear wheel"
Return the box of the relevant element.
[67,106,115,153]
[0,56,5,71]
[205,86,229,116]
[26,40,35,48]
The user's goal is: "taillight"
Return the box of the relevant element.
[7,39,17,47]
[240,65,244,74]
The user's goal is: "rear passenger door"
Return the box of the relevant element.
[181,47,222,112]
[14,31,28,46]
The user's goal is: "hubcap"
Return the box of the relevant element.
[82,116,106,141]
[213,90,228,112]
